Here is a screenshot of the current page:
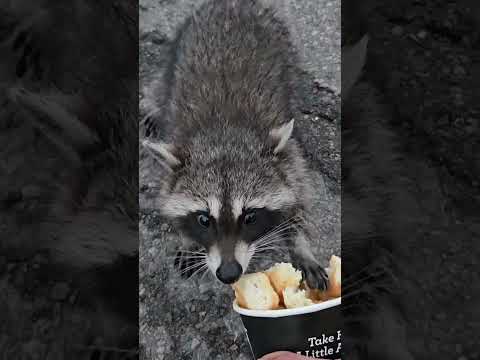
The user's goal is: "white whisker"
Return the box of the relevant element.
[252,245,290,252]
[253,236,292,249]
[187,263,209,280]
[178,250,207,255]
[246,216,304,263]
[256,217,299,238]
[254,228,296,245]
[166,255,207,260]
[252,238,294,253]
[253,226,297,247]
[180,260,207,275]
[252,216,302,243]
[200,266,210,280]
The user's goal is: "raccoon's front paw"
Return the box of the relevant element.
[173,250,205,279]
[297,259,328,290]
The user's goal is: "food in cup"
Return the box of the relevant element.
[303,255,341,302]
[265,262,303,300]
[326,254,341,297]
[282,287,314,308]
[232,255,341,310]
[233,272,281,310]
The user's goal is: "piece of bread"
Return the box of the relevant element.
[303,255,341,301]
[232,272,280,310]
[283,286,314,309]
[265,262,303,297]
[303,284,330,302]
[233,257,340,310]
[327,255,341,298]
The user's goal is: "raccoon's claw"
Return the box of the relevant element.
[299,260,328,290]
[174,250,203,279]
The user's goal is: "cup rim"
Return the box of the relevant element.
[232,297,341,318]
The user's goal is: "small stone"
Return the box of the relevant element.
[148,247,157,257]
[147,262,157,276]
[190,338,200,350]
[199,283,210,294]
[392,26,403,36]
[160,224,170,232]
[50,282,70,301]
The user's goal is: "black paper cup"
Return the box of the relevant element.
[233,297,341,359]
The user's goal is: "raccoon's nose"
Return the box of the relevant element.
[216,260,243,284]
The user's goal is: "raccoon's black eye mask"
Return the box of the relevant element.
[192,208,264,230]
[239,208,287,243]
[176,207,294,246]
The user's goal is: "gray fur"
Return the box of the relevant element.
[146,0,326,287]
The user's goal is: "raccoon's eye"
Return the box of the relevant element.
[197,214,210,228]
[244,210,256,225]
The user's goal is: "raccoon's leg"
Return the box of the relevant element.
[173,245,207,279]
[290,231,329,290]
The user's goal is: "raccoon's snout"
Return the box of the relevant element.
[206,242,251,284]
[216,260,243,284]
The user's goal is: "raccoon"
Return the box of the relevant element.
[143,0,328,289]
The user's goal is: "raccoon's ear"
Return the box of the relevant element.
[342,34,369,98]
[269,118,295,154]
[142,139,182,169]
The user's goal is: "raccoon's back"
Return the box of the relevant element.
[167,0,298,136]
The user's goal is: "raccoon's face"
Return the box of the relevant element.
[144,119,302,284]
[177,206,290,284]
